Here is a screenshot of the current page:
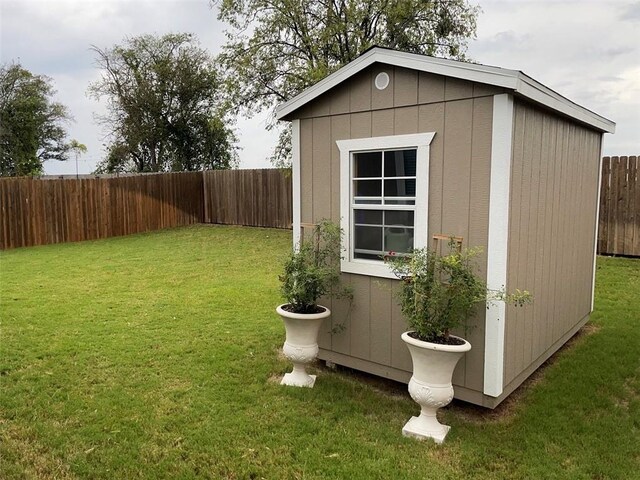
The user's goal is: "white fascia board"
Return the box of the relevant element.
[291,119,301,249]
[276,48,517,120]
[372,49,518,88]
[277,49,378,120]
[484,93,514,398]
[276,48,615,134]
[516,75,615,133]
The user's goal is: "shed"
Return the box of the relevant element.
[276,47,615,408]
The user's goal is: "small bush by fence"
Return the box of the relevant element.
[598,156,639,257]
[0,169,292,250]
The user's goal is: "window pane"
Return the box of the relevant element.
[354,225,382,251]
[384,179,416,196]
[354,209,383,225]
[384,149,416,177]
[384,226,414,253]
[354,199,382,205]
[354,151,382,178]
[355,179,382,197]
[354,252,383,261]
[385,210,414,227]
[385,199,415,205]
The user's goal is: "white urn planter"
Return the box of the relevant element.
[276,304,331,388]
[401,331,471,444]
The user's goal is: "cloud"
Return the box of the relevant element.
[472,30,532,57]
[1,0,274,174]
[468,1,639,155]
[620,1,640,21]
[2,0,639,173]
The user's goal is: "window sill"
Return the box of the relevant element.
[340,259,399,279]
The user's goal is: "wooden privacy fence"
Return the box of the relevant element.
[598,156,640,257]
[0,172,204,250]
[0,169,292,250]
[203,169,292,229]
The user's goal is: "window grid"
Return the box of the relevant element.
[351,149,417,259]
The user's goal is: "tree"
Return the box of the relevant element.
[69,139,87,178]
[89,33,238,174]
[215,0,480,166]
[0,63,71,176]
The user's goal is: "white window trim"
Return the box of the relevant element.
[337,132,435,279]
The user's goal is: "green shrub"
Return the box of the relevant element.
[386,240,531,344]
[279,220,352,314]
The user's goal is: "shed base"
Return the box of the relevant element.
[318,311,591,409]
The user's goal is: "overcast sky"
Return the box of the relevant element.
[1,0,638,175]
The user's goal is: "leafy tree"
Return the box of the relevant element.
[0,63,71,176]
[89,33,238,174]
[215,0,480,166]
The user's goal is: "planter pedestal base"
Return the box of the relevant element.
[402,414,450,444]
[281,368,317,388]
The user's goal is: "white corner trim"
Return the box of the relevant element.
[591,137,605,312]
[483,93,514,398]
[337,132,435,279]
[276,47,615,133]
[291,119,301,249]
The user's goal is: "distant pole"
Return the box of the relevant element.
[69,139,87,180]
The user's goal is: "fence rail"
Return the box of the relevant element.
[598,155,639,257]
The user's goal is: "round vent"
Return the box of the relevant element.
[374,72,390,90]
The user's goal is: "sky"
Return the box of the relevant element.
[1,0,638,175]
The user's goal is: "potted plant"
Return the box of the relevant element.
[387,241,531,443]
[277,220,351,388]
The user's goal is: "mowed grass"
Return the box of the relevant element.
[1,225,638,479]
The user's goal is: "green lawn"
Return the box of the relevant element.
[1,225,638,479]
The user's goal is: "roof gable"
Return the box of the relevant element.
[276,47,615,133]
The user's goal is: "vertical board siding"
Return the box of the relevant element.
[202,169,292,229]
[0,172,204,249]
[504,100,602,388]
[304,65,494,393]
[597,156,640,256]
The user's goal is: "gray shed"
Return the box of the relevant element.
[276,47,615,408]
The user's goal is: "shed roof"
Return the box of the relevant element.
[276,47,615,133]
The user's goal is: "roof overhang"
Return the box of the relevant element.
[276,47,615,133]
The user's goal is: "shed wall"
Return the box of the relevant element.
[297,64,501,398]
[503,99,602,392]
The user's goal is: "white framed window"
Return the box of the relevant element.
[337,132,435,278]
